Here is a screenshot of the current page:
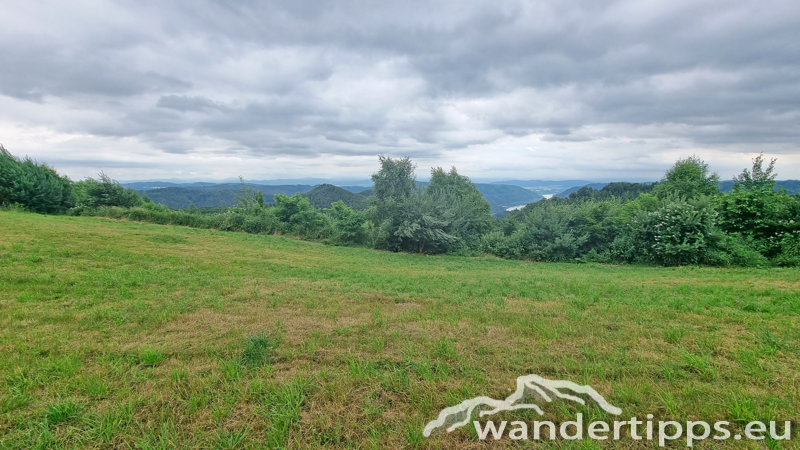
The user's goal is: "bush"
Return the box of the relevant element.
[365,219,391,250]
[705,233,768,267]
[480,230,524,259]
[218,210,248,232]
[613,196,720,266]
[481,203,589,261]
[517,204,588,261]
[774,229,800,267]
[327,201,366,244]
[716,187,799,258]
[242,211,280,234]
[291,209,329,239]
[274,193,314,223]
[76,173,141,208]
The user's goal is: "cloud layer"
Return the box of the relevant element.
[1,0,799,180]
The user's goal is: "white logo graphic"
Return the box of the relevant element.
[423,374,622,437]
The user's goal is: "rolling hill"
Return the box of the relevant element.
[141,185,315,209]
[302,184,369,210]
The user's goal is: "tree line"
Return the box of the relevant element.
[2,145,798,266]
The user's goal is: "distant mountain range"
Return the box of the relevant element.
[133,181,542,215]
[131,178,799,215]
[122,178,373,189]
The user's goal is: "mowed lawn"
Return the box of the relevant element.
[1,211,798,449]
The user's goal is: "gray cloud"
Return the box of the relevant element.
[1,0,799,179]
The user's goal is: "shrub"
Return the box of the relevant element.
[716,187,799,258]
[705,233,768,267]
[273,193,314,223]
[291,209,329,239]
[218,210,248,232]
[76,173,141,208]
[480,230,524,259]
[515,203,589,261]
[327,201,366,244]
[613,196,720,266]
[242,212,280,234]
[774,229,800,267]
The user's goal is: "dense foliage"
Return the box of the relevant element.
[0,145,75,214]
[139,184,315,209]
[1,146,798,266]
[490,154,798,266]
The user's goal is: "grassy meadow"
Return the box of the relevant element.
[1,210,798,449]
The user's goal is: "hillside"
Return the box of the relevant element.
[1,211,798,448]
[490,179,597,196]
[301,184,369,210]
[141,185,315,209]
[554,183,609,198]
[473,183,543,211]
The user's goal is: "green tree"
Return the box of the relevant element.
[732,153,776,192]
[426,167,492,246]
[367,159,486,253]
[393,188,460,253]
[370,156,416,221]
[483,202,589,261]
[367,156,418,250]
[273,193,314,222]
[652,156,720,199]
[0,145,75,213]
[717,155,798,258]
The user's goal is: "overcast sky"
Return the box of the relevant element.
[1,0,799,182]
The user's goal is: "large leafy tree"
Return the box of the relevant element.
[367,156,417,250]
[732,153,776,191]
[652,155,720,199]
[369,155,416,222]
[426,166,492,247]
[368,157,485,253]
[393,189,459,253]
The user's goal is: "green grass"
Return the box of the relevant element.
[1,211,799,448]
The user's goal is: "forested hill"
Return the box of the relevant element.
[302,184,369,210]
[141,185,315,209]
[472,184,542,211]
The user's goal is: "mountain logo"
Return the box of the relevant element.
[423,374,621,437]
